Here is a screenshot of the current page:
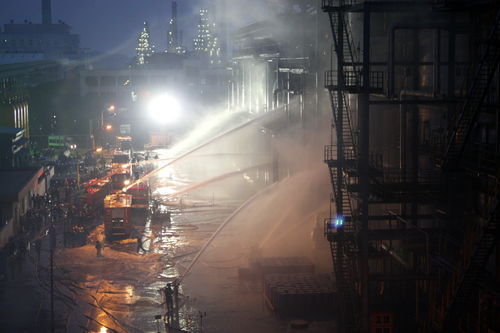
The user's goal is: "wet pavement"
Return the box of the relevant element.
[1,112,335,332]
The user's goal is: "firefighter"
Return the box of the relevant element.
[95,240,103,257]
[164,283,174,324]
[137,236,144,253]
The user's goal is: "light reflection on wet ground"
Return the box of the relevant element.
[128,149,270,332]
[58,142,283,332]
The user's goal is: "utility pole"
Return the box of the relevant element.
[49,225,56,333]
[199,311,206,333]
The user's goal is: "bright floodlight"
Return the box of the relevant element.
[148,93,181,124]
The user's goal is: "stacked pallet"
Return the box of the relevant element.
[264,273,336,319]
[253,257,315,277]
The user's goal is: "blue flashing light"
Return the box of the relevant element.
[333,215,344,229]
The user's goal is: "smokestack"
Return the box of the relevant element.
[42,0,52,24]
[172,1,177,21]
[167,1,179,52]
[171,1,178,46]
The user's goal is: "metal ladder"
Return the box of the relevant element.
[326,87,360,333]
[441,9,500,170]
[442,198,499,331]
[329,90,357,158]
[323,2,361,331]
[326,5,361,85]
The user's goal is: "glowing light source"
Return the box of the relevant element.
[332,214,344,229]
[124,179,131,186]
[95,147,103,153]
[105,124,113,131]
[147,93,181,124]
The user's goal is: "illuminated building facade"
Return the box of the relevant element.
[135,22,155,66]
[193,9,221,65]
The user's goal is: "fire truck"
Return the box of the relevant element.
[128,182,149,210]
[104,193,133,240]
[80,178,110,210]
[110,152,132,191]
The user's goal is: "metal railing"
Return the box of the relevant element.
[325,70,384,91]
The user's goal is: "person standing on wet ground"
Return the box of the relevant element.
[137,236,145,253]
[95,240,103,257]
[164,283,174,324]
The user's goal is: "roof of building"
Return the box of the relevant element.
[0,59,65,77]
[0,168,41,201]
[0,126,23,136]
[0,53,46,65]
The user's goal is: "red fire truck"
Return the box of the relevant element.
[104,193,133,240]
[128,182,149,210]
[109,152,132,191]
[80,178,111,210]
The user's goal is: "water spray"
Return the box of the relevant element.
[177,182,277,284]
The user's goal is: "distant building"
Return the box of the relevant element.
[193,9,221,65]
[0,126,29,169]
[135,22,155,66]
[0,22,81,61]
[228,5,328,117]
[0,166,52,247]
[0,60,64,137]
[0,0,81,63]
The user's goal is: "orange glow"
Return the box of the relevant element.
[105,124,113,131]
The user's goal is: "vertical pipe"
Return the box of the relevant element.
[359,4,371,333]
[410,102,419,225]
[400,93,407,175]
[287,71,291,120]
[49,225,55,333]
[236,66,240,109]
[42,0,52,25]
[447,21,456,119]
[446,19,456,230]
[388,28,396,98]
[265,61,269,112]
[434,29,441,96]
[241,62,245,109]
[411,30,419,227]
[249,63,253,112]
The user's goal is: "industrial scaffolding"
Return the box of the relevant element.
[322,0,499,332]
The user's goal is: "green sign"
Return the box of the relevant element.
[48,135,66,147]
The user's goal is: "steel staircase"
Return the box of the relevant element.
[326,5,361,88]
[329,90,357,158]
[441,9,500,171]
[441,198,499,331]
[322,1,361,332]
[324,160,358,332]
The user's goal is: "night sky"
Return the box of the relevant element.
[1,0,271,58]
